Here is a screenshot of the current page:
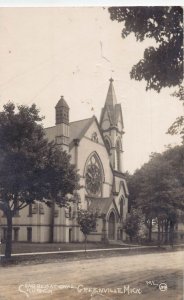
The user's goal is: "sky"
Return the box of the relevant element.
[0,7,183,173]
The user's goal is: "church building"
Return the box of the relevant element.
[0,79,129,243]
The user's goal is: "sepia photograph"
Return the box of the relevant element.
[0,3,183,300]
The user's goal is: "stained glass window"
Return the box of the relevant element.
[85,153,102,196]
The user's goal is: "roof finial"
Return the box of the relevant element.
[109,77,114,83]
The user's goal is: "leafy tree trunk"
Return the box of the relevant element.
[84,234,87,253]
[157,219,161,247]
[169,221,174,248]
[148,218,152,242]
[164,219,169,244]
[161,220,164,242]
[5,211,13,259]
[49,198,55,243]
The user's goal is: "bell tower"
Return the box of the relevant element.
[100,78,124,172]
[55,95,70,152]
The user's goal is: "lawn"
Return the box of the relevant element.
[1,241,130,255]
[1,241,183,267]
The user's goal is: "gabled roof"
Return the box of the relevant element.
[69,115,111,155]
[87,196,120,219]
[44,117,93,146]
[69,117,93,143]
[88,197,113,215]
[45,114,111,154]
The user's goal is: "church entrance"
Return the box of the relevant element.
[108,211,116,240]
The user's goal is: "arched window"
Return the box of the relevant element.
[116,139,122,171]
[85,152,104,196]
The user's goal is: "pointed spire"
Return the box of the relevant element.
[55,95,69,109]
[105,78,117,106]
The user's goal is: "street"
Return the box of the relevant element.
[0,250,183,300]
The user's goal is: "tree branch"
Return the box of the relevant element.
[17,203,29,211]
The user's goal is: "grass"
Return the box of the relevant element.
[1,240,183,268]
[0,246,165,266]
[0,241,131,255]
[1,242,183,267]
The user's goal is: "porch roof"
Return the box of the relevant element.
[87,197,113,216]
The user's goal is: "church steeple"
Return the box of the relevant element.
[105,78,117,107]
[100,78,124,172]
[100,78,123,128]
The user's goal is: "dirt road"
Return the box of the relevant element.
[0,250,183,300]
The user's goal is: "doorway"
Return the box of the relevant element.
[108,211,116,240]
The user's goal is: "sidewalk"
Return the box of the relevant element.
[1,243,184,257]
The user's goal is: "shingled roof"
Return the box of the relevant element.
[69,118,92,142]
[87,197,113,215]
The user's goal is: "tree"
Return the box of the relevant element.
[167,85,184,142]
[0,102,80,259]
[124,171,144,212]
[128,145,184,245]
[38,143,80,242]
[108,7,183,93]
[123,209,142,242]
[108,7,184,141]
[77,209,98,252]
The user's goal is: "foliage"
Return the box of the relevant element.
[167,85,184,142]
[123,209,142,241]
[0,102,46,212]
[171,85,184,102]
[127,145,184,243]
[124,171,144,211]
[77,209,98,236]
[137,147,184,211]
[37,143,80,207]
[108,7,183,93]
[0,102,80,258]
[77,208,98,252]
